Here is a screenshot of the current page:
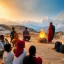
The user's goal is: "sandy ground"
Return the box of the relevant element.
[0,34,64,64]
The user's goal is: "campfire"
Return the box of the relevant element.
[38,29,47,43]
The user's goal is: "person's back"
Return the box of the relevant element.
[60,45,64,53]
[13,50,26,64]
[13,40,27,64]
[55,41,62,52]
[23,45,42,64]
[3,51,14,64]
[3,44,14,64]
[23,55,36,64]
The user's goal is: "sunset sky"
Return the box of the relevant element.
[0,0,64,22]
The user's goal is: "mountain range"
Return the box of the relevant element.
[0,12,64,32]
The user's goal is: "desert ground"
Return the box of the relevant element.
[0,33,64,64]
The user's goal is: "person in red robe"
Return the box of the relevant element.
[48,22,53,42]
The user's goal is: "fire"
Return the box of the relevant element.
[39,29,47,38]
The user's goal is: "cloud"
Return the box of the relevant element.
[42,16,49,21]
[14,0,40,11]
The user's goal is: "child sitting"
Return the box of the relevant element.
[23,45,42,64]
[3,44,14,64]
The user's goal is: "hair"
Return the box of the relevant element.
[24,45,36,64]
[12,27,15,30]
[0,35,4,40]
[29,45,36,56]
[25,27,28,30]
[4,44,11,52]
[50,22,52,25]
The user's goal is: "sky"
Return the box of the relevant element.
[0,0,64,22]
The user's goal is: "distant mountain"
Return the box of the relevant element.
[20,21,42,31]
[9,25,37,33]
[0,24,11,31]
[0,18,18,25]
[0,12,64,32]
[0,24,37,35]
[19,17,52,32]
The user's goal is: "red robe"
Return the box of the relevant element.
[48,26,53,42]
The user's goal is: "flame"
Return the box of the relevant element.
[39,29,46,38]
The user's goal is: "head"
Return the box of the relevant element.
[50,22,53,26]
[4,44,12,52]
[12,27,15,31]
[0,35,4,41]
[29,45,36,56]
[16,40,25,49]
[25,27,28,30]
[55,41,62,49]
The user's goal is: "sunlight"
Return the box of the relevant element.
[0,4,8,18]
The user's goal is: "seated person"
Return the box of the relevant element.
[3,44,14,64]
[60,45,64,53]
[13,40,27,64]
[0,35,6,46]
[12,33,19,47]
[23,45,42,64]
[23,27,31,41]
[54,41,62,52]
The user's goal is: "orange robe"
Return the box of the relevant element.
[12,33,20,46]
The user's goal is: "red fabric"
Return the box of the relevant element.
[14,40,25,57]
[48,25,53,42]
[36,57,42,64]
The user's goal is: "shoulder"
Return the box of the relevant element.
[24,56,29,59]
[0,42,2,45]
[20,50,27,56]
[23,56,29,63]
[18,50,27,58]
[8,52,14,59]
[53,25,55,28]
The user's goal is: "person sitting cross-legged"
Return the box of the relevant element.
[23,27,31,41]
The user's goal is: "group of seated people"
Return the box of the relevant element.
[54,41,64,53]
[0,34,42,64]
[10,27,31,42]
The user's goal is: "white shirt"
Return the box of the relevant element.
[0,42,4,51]
[3,51,14,64]
[13,50,27,64]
